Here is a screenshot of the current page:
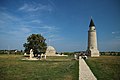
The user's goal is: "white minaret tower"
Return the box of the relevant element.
[87,18,99,57]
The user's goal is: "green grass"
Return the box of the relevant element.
[85,56,120,80]
[0,55,78,80]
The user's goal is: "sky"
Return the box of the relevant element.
[0,0,120,52]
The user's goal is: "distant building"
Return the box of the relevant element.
[86,18,100,57]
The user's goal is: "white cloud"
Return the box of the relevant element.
[0,12,31,36]
[31,20,42,23]
[49,34,55,38]
[7,27,31,35]
[19,3,52,12]
[41,26,52,29]
[112,32,115,34]
[19,3,28,11]
[48,0,56,10]
[0,12,20,21]
[0,9,59,43]
[25,25,58,32]
[112,31,120,34]
[8,31,19,35]
[0,12,21,29]
[0,11,57,34]
[40,25,57,31]
[112,31,120,40]
[21,27,31,33]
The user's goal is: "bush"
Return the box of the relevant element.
[62,52,75,56]
[117,53,120,56]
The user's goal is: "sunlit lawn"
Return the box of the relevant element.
[85,56,120,80]
[0,55,79,80]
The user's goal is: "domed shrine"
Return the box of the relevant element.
[45,46,57,56]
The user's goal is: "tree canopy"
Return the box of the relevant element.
[23,34,47,55]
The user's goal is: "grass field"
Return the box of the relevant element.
[85,56,120,80]
[0,55,79,80]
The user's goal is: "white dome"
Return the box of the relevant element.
[45,46,56,56]
[47,46,56,51]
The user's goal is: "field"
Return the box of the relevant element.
[0,55,79,80]
[1,54,120,80]
[85,56,120,80]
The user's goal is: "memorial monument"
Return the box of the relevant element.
[86,18,100,57]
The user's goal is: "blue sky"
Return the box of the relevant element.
[0,0,120,52]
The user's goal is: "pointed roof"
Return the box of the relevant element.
[89,18,95,27]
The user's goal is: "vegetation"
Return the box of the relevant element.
[100,52,120,56]
[0,54,79,80]
[23,34,47,55]
[61,51,83,56]
[62,51,120,56]
[0,50,23,55]
[61,52,75,56]
[85,56,120,80]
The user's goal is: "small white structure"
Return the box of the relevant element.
[74,54,77,60]
[45,46,56,56]
[30,49,34,59]
[24,53,27,56]
[44,54,46,59]
[22,49,38,61]
[84,55,88,59]
[15,50,17,53]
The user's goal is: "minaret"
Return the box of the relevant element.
[87,18,99,57]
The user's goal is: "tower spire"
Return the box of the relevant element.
[89,18,95,27]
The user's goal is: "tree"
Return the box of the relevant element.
[23,34,47,56]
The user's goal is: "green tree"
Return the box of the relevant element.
[23,34,47,56]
